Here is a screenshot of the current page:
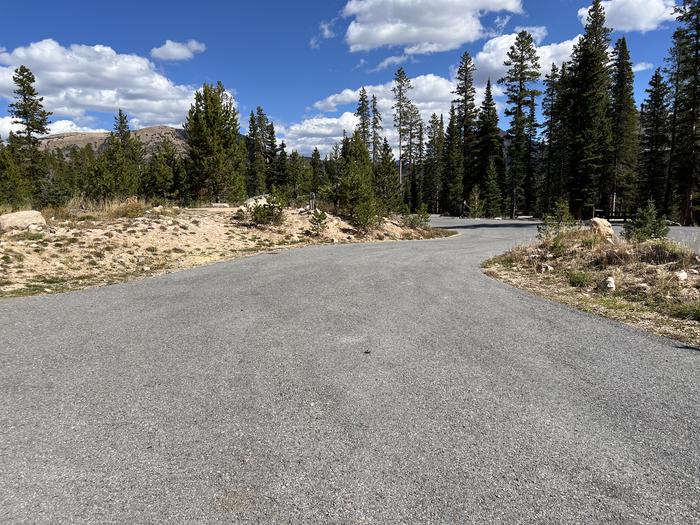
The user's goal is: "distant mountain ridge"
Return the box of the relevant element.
[39,125,188,156]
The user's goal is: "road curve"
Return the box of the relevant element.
[1,218,698,523]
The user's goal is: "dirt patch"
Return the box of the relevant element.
[483,228,700,348]
[0,206,453,299]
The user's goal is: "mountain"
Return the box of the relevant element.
[39,126,188,156]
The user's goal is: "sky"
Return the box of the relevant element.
[0,0,679,155]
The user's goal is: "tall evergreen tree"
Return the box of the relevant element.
[7,65,52,196]
[356,87,371,150]
[639,69,671,208]
[442,105,464,215]
[374,138,401,211]
[184,81,246,202]
[483,159,503,217]
[453,51,478,197]
[567,0,613,217]
[370,95,383,164]
[247,110,267,195]
[609,37,639,212]
[424,113,445,213]
[475,79,505,191]
[392,67,413,187]
[100,110,144,197]
[671,0,700,224]
[310,147,327,193]
[499,30,541,217]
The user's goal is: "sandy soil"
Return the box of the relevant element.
[0,206,449,298]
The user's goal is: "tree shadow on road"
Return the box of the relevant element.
[675,344,700,353]
[438,222,540,230]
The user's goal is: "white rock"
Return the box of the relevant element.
[244,195,269,209]
[211,202,230,208]
[538,263,554,273]
[143,266,151,272]
[0,210,47,232]
[600,276,616,292]
[690,269,699,275]
[675,270,688,282]
[590,217,614,238]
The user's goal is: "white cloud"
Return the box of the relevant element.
[150,39,206,61]
[577,0,676,32]
[0,39,202,128]
[474,32,581,85]
[0,115,109,141]
[514,26,548,45]
[632,62,654,72]
[0,116,19,139]
[342,0,523,54]
[310,19,338,49]
[371,54,408,72]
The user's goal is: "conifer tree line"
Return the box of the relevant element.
[1,0,699,225]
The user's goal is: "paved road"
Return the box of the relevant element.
[1,219,698,523]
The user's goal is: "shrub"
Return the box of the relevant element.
[250,194,284,226]
[309,209,328,236]
[401,203,430,229]
[352,199,382,235]
[568,271,592,288]
[669,301,700,322]
[624,200,669,242]
[538,198,575,239]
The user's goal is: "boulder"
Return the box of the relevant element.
[244,195,269,209]
[590,217,614,238]
[675,270,689,282]
[600,276,616,292]
[0,210,47,232]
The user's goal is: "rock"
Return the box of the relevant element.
[600,276,616,292]
[211,202,230,208]
[690,269,699,275]
[590,217,614,238]
[143,266,151,272]
[0,210,47,232]
[675,270,688,282]
[244,195,269,209]
[538,263,554,273]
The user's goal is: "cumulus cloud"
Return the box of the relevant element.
[632,62,654,73]
[577,0,676,32]
[0,39,200,128]
[150,39,206,61]
[310,19,338,49]
[342,0,523,54]
[474,32,581,85]
[371,54,408,72]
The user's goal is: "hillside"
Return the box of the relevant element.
[39,125,188,156]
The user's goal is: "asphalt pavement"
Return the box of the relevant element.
[1,218,698,523]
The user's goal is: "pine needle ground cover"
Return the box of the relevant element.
[483,228,700,347]
[0,203,453,299]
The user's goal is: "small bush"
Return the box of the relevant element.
[309,209,328,236]
[232,208,247,222]
[352,200,382,235]
[669,301,700,322]
[624,200,669,242]
[250,195,284,226]
[568,271,592,288]
[538,198,575,239]
[401,204,430,229]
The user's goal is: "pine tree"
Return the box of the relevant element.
[524,95,540,215]
[609,37,639,213]
[542,64,565,210]
[247,110,267,195]
[184,81,246,203]
[337,131,376,222]
[374,138,401,211]
[356,87,371,150]
[567,0,613,217]
[404,102,422,207]
[310,147,327,193]
[101,110,145,197]
[274,141,289,191]
[453,51,478,197]
[288,151,312,198]
[7,65,52,196]
[499,30,541,218]
[639,69,671,208]
[392,67,413,187]
[475,79,505,192]
[442,105,464,215]
[671,0,700,224]
[144,138,184,199]
[371,95,383,164]
[424,114,445,213]
[483,159,503,217]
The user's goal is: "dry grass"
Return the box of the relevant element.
[483,226,700,347]
[0,201,454,299]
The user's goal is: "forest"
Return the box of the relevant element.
[0,0,699,225]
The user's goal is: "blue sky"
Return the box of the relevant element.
[0,0,679,154]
